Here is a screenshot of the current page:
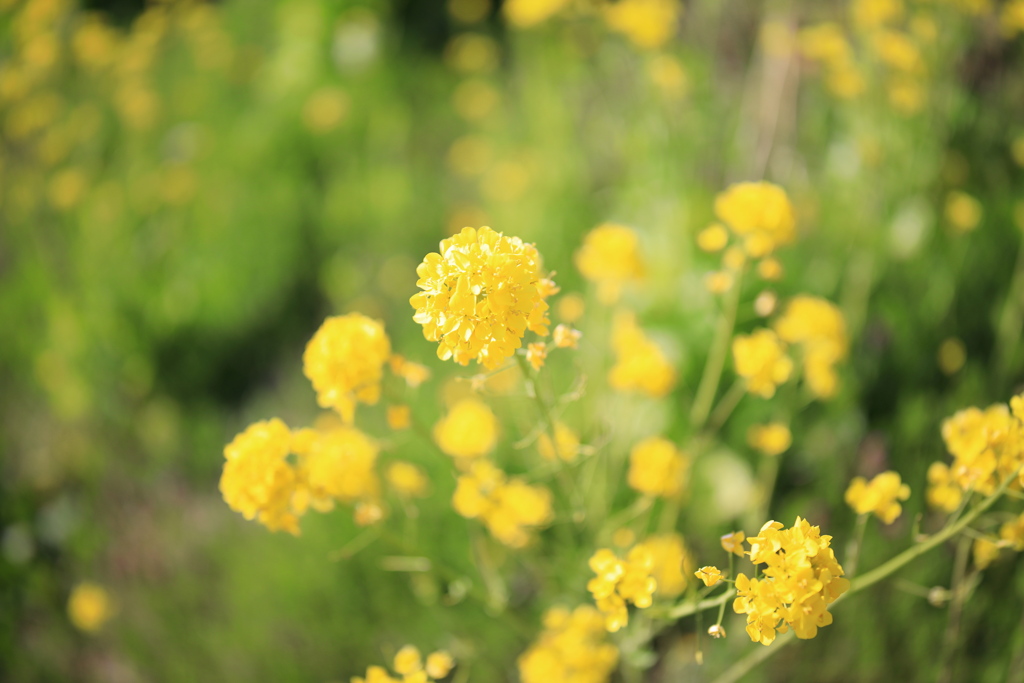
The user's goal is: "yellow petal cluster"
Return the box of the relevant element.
[747,422,792,457]
[844,471,911,524]
[411,227,553,370]
[433,397,499,460]
[452,460,552,547]
[733,518,850,645]
[646,533,692,597]
[603,0,680,50]
[721,531,746,556]
[798,23,866,100]
[575,224,645,304]
[294,426,380,505]
[940,397,1024,497]
[627,436,688,497]
[552,323,582,349]
[713,182,796,258]
[303,314,391,423]
[608,311,675,397]
[773,296,848,399]
[503,0,572,28]
[351,645,454,683]
[695,565,723,587]
[518,606,619,683]
[386,461,429,498]
[538,421,580,462]
[732,329,792,398]
[586,544,657,632]
[925,462,963,512]
[68,581,114,633]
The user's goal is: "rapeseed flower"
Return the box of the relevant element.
[452,460,552,547]
[552,323,582,349]
[386,461,429,498]
[411,227,553,370]
[220,418,303,534]
[433,397,498,460]
[303,314,391,423]
[925,462,963,512]
[293,425,381,507]
[503,0,571,28]
[68,581,114,633]
[697,223,729,252]
[732,329,792,398]
[747,423,792,457]
[940,401,1023,496]
[575,224,645,304]
[603,0,680,50]
[844,471,911,524]
[518,606,618,683]
[526,341,547,370]
[714,182,796,258]
[608,311,675,397]
[721,531,746,556]
[627,436,688,497]
[695,565,723,587]
[587,544,657,631]
[773,296,848,399]
[537,421,580,462]
[646,533,691,597]
[352,646,455,683]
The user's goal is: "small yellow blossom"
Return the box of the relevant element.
[871,30,923,74]
[221,418,302,534]
[411,227,552,370]
[747,423,792,457]
[538,421,580,462]
[575,224,645,304]
[973,537,1000,570]
[518,606,618,683]
[68,582,114,633]
[386,405,412,431]
[720,531,746,557]
[303,314,391,423]
[697,223,729,252]
[999,513,1024,551]
[609,311,676,397]
[732,329,792,398]
[394,645,422,675]
[714,182,796,258]
[587,544,658,632]
[773,296,848,399]
[527,342,548,370]
[695,566,723,587]
[386,462,428,498]
[452,460,552,547]
[389,355,432,388]
[556,293,585,323]
[646,533,692,597]
[940,401,1022,496]
[603,0,680,50]
[296,425,381,506]
[757,257,783,281]
[704,271,734,294]
[945,191,982,233]
[628,436,688,497]
[926,461,963,512]
[845,471,911,524]
[425,651,455,679]
[552,323,582,349]
[798,23,852,67]
[351,665,397,683]
[434,398,499,460]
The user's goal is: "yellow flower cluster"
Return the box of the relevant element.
[587,544,657,632]
[452,460,553,547]
[68,581,114,633]
[303,313,391,423]
[411,227,553,370]
[538,421,580,462]
[627,436,688,497]
[575,224,645,304]
[732,518,850,645]
[220,418,383,534]
[518,606,619,683]
[773,296,848,399]
[433,397,499,460]
[503,0,572,28]
[798,23,866,99]
[713,182,797,258]
[747,422,792,457]
[844,471,911,524]
[352,645,455,683]
[603,0,680,50]
[935,395,1024,499]
[608,311,675,397]
[646,533,692,597]
[732,329,793,398]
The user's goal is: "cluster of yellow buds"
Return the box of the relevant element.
[517,606,619,683]
[934,394,1024,501]
[451,460,553,548]
[627,436,689,498]
[352,645,455,683]
[608,311,676,398]
[845,471,911,524]
[574,223,645,305]
[586,544,657,632]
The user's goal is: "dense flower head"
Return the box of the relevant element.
[433,397,499,460]
[351,646,454,683]
[538,421,580,462]
[627,436,688,497]
[411,227,553,370]
[844,471,911,524]
[518,606,619,683]
[68,581,114,633]
[773,296,848,399]
[940,398,1024,496]
[452,460,552,547]
[695,565,723,587]
[714,182,796,258]
[574,224,645,304]
[303,314,391,423]
[646,533,692,597]
[721,531,746,556]
[925,462,963,512]
[603,0,680,50]
[386,461,429,498]
[587,544,657,632]
[293,425,380,505]
[733,518,850,645]
[747,422,792,457]
[220,418,303,534]
[732,329,793,398]
[608,311,676,397]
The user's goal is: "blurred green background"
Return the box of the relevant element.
[3,0,1024,681]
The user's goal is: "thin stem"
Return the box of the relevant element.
[845,513,869,578]
[691,270,744,430]
[705,379,747,435]
[745,453,780,532]
[659,588,736,620]
[711,630,796,683]
[937,536,972,683]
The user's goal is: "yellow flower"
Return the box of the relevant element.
[704,271,734,294]
[647,533,692,597]
[714,181,796,258]
[556,293,585,323]
[295,425,380,506]
[452,460,552,547]
[220,419,303,534]
[302,86,349,134]
[587,544,657,632]
[747,423,792,457]
[552,323,582,349]
[388,354,432,388]
[425,651,455,679]
[627,436,688,497]
[503,0,571,28]
[351,665,398,683]
[973,537,1000,570]
[574,224,645,304]
[798,23,852,67]
[386,462,428,498]
[733,518,849,645]
[394,645,422,676]
[757,256,783,281]
[844,471,911,524]
[720,531,746,557]
[434,398,498,460]
[386,404,412,431]
[538,421,580,462]
[68,581,113,633]
[926,461,963,512]
[303,314,391,423]
[732,329,792,398]
[518,606,618,683]
[608,311,676,397]
[945,191,982,233]
[697,223,729,252]
[870,30,923,74]
[773,296,848,399]
[603,0,680,50]
[411,227,553,370]
[527,342,548,370]
[999,513,1024,551]
[940,400,1023,496]
[695,565,723,587]
[851,0,903,30]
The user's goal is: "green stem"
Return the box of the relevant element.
[845,513,869,578]
[711,631,796,683]
[705,379,746,435]
[658,588,736,620]
[691,269,744,430]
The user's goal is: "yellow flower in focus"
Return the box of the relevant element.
[452,460,552,547]
[695,565,723,587]
[773,296,848,399]
[527,342,547,370]
[434,398,498,460]
[945,191,982,233]
[608,311,676,397]
[552,323,582,349]
[411,227,553,370]
[844,471,911,524]
[302,86,349,133]
[714,182,796,258]
[538,421,580,462]
[303,314,391,423]
[503,0,571,27]
[587,544,658,632]
[628,436,687,497]
[697,223,729,252]
[732,329,792,398]
[386,461,428,498]
[575,224,645,304]
[647,533,691,597]
[747,423,792,457]
[68,582,113,633]
[518,606,619,683]
[926,462,963,512]
[721,531,746,556]
[386,404,412,431]
[973,537,1000,570]
[220,419,302,534]
[603,0,680,50]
